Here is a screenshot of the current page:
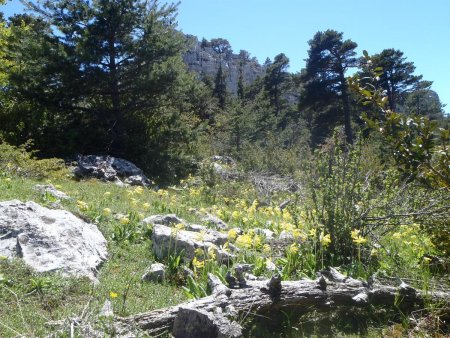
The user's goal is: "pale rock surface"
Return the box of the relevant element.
[33,184,70,201]
[0,200,107,281]
[149,216,233,263]
[141,263,166,283]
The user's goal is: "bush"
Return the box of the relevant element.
[0,141,68,179]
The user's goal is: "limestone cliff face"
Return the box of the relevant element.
[183,35,265,94]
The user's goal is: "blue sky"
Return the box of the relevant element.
[2,0,449,113]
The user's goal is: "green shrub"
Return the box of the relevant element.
[0,141,68,179]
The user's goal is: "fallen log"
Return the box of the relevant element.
[116,268,449,337]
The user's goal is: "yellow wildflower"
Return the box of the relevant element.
[309,228,317,238]
[370,248,378,256]
[194,247,204,258]
[130,198,138,207]
[281,222,294,232]
[236,234,252,249]
[109,291,118,299]
[320,231,331,247]
[134,186,144,195]
[157,189,168,197]
[353,236,367,245]
[282,210,293,221]
[192,257,204,269]
[227,228,238,241]
[351,229,367,245]
[104,191,111,197]
[263,243,272,254]
[392,232,401,239]
[253,234,263,248]
[350,229,367,245]
[274,207,281,216]
[175,223,185,230]
[219,242,229,253]
[292,229,307,241]
[231,210,240,220]
[120,217,130,225]
[207,246,216,260]
[289,243,299,255]
[350,229,361,240]
[142,202,150,210]
[77,200,88,211]
[102,208,112,217]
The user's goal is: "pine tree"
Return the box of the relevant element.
[5,0,202,181]
[300,30,358,144]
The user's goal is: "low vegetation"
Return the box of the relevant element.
[0,141,448,337]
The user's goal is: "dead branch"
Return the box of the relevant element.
[115,268,449,337]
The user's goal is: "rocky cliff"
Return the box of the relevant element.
[183,35,265,94]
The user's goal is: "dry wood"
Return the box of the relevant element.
[116,268,449,337]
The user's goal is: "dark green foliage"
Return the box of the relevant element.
[264,53,290,117]
[210,37,232,56]
[1,1,205,183]
[213,63,228,109]
[299,29,358,145]
[360,49,425,112]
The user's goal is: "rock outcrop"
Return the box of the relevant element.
[0,200,107,281]
[73,155,151,187]
[183,35,264,95]
[144,214,234,264]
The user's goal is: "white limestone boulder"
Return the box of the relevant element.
[0,200,107,281]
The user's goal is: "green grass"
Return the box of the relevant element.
[0,175,189,337]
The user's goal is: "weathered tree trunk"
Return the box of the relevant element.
[116,268,449,337]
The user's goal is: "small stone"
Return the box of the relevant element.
[142,263,166,283]
[100,300,113,317]
[182,266,195,279]
[279,230,294,240]
[266,260,277,271]
[34,184,70,201]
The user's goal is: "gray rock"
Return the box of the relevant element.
[266,260,277,271]
[33,184,70,201]
[211,155,237,169]
[193,209,228,230]
[279,230,294,240]
[254,228,275,240]
[151,224,232,264]
[183,36,264,96]
[0,200,107,281]
[182,266,195,279]
[141,263,166,283]
[142,214,186,227]
[212,163,239,180]
[73,155,151,187]
[100,300,114,317]
[172,307,242,338]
